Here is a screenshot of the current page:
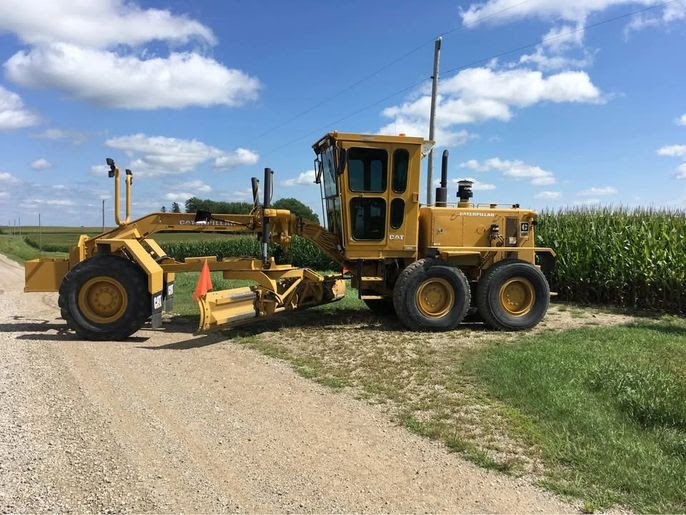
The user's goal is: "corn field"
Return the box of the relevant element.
[161,235,336,271]
[536,208,686,313]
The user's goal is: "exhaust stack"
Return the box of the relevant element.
[261,168,273,267]
[435,150,449,207]
[457,180,473,208]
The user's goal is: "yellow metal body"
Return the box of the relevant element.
[313,132,554,298]
[24,131,554,336]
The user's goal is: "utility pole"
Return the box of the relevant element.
[38,213,42,254]
[102,199,105,233]
[426,36,442,207]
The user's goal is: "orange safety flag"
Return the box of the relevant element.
[193,259,214,300]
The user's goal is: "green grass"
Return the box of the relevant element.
[0,234,66,263]
[21,229,244,253]
[171,272,257,316]
[469,319,686,512]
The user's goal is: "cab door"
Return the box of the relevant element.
[343,145,389,258]
[341,143,419,260]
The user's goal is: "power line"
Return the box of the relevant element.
[251,0,536,141]
[263,78,429,156]
[263,0,675,155]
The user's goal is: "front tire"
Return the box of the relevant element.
[476,259,550,331]
[393,259,470,331]
[58,255,150,341]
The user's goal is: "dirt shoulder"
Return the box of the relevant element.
[0,255,574,513]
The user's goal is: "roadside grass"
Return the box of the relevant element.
[469,319,686,513]
[0,234,65,263]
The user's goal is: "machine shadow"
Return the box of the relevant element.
[1,315,149,343]
[145,308,489,351]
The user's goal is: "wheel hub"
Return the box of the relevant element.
[499,277,535,316]
[416,277,454,318]
[78,276,128,324]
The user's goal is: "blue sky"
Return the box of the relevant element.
[0,0,684,227]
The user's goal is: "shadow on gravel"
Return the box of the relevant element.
[139,333,225,351]
[143,309,489,351]
[1,315,149,343]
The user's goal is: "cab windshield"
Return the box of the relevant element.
[317,143,342,235]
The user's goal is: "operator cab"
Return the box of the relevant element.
[313,132,431,261]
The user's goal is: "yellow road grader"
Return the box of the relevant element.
[24,132,555,340]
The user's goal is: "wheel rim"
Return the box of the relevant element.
[416,277,454,318]
[499,277,535,316]
[78,276,128,324]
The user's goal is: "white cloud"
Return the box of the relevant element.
[657,143,686,179]
[678,114,686,126]
[625,1,686,33]
[30,158,52,170]
[460,157,556,185]
[33,128,88,145]
[282,170,317,187]
[0,191,8,199]
[164,192,192,202]
[454,177,496,191]
[0,0,260,110]
[657,144,686,157]
[460,1,683,28]
[578,186,617,196]
[0,84,40,130]
[0,172,21,184]
[105,133,258,176]
[0,0,215,48]
[43,199,75,206]
[574,198,601,206]
[380,67,601,145]
[6,44,260,110]
[89,164,109,177]
[518,46,595,71]
[535,190,562,199]
[173,180,212,193]
[461,1,685,71]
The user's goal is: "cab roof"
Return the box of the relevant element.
[313,131,430,152]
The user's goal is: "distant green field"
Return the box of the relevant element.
[3,226,245,253]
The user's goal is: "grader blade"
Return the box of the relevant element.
[198,287,259,332]
[196,278,346,333]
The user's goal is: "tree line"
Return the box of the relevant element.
[160,197,319,223]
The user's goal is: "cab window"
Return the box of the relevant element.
[392,149,409,193]
[350,197,386,240]
[348,148,387,192]
[390,198,405,229]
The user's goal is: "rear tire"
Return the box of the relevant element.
[363,298,396,317]
[58,255,150,341]
[476,259,549,331]
[393,259,470,331]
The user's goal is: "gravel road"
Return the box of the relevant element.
[0,255,574,513]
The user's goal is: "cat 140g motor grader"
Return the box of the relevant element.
[24,132,555,340]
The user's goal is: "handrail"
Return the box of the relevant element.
[106,158,132,227]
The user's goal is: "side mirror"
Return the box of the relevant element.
[314,157,323,184]
[251,177,260,208]
[336,148,347,175]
